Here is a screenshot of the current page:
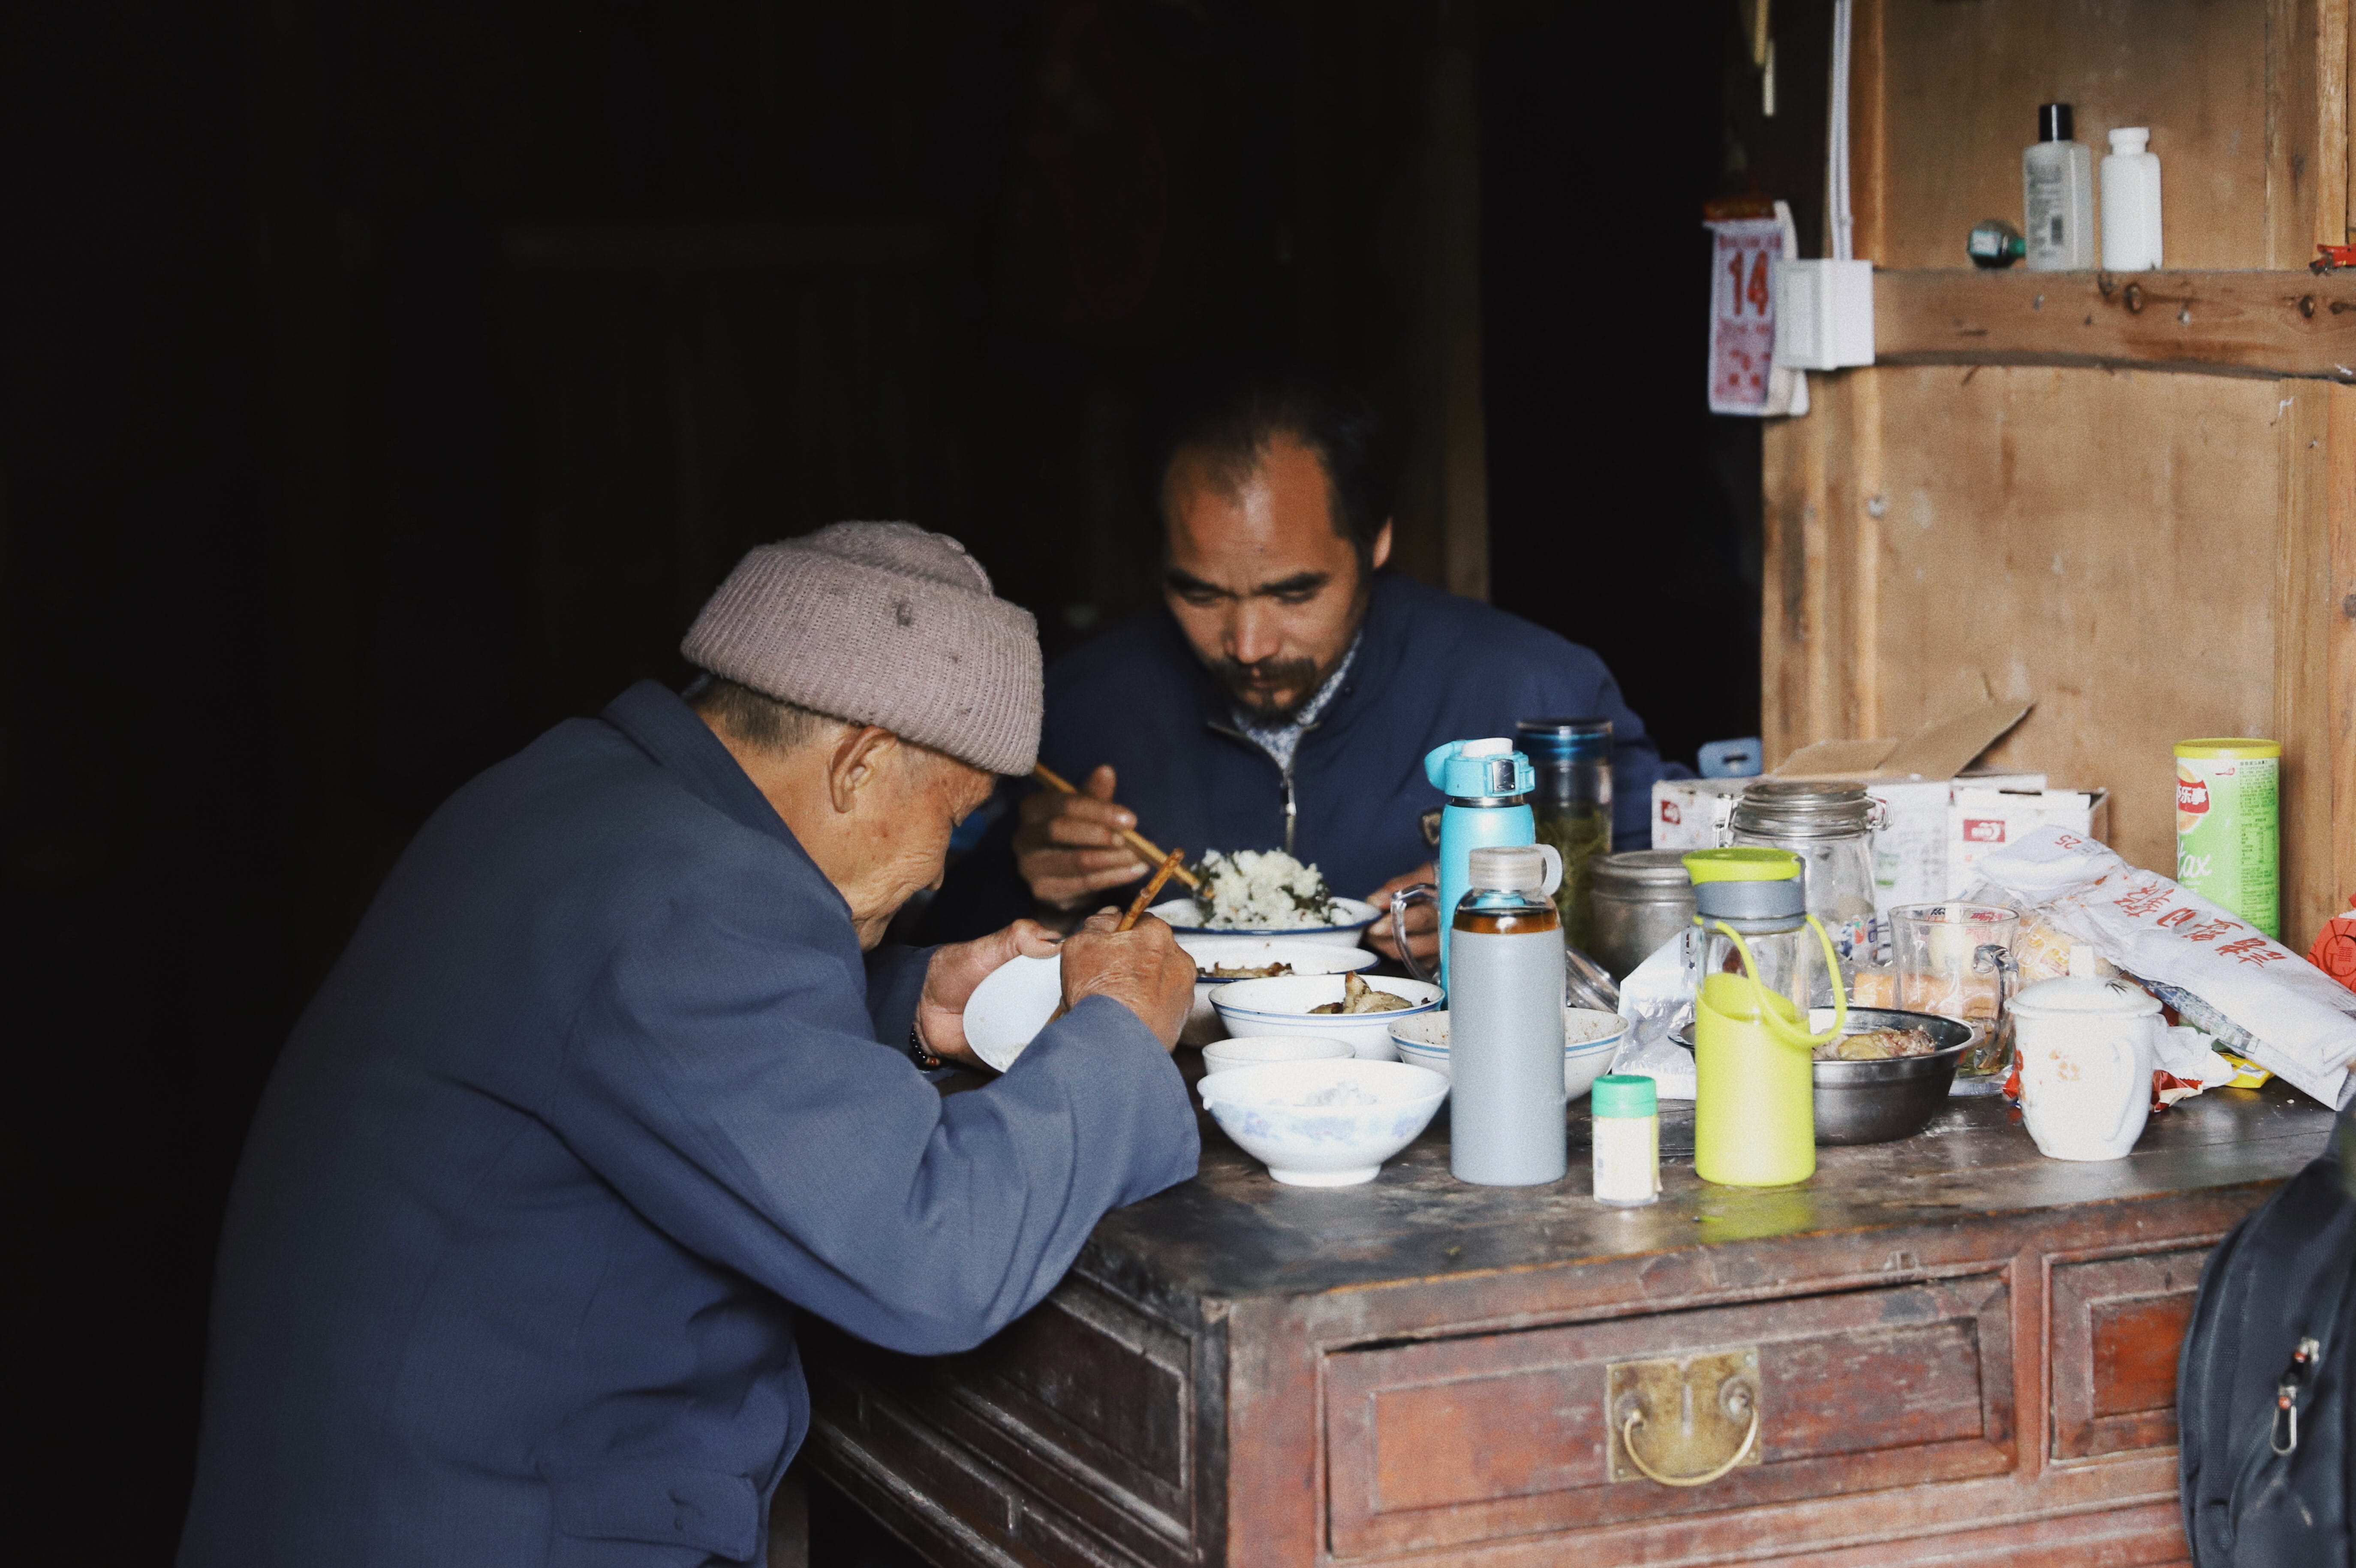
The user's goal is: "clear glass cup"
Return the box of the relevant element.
[1887,902,2021,1078]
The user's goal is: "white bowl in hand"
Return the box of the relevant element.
[1196,1058,1448,1186]
[959,953,1063,1071]
[1387,1006,1626,1099]
[1210,973,1443,1060]
[1174,937,1379,1046]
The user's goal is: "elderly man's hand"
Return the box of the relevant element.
[1059,910,1193,1050]
[914,920,1064,1068]
[1362,862,1440,964]
[1012,764,1151,910]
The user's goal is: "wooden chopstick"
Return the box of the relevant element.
[1040,847,1187,1033]
[1031,764,1203,891]
[1116,847,1188,931]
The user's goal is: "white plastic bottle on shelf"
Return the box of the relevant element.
[2024,102,2095,271]
[2100,128,2163,271]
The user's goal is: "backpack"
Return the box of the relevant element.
[2178,1108,2356,1566]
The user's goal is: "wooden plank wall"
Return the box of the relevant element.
[1762,0,2356,946]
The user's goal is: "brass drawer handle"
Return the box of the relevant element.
[1606,1348,1763,1486]
[1620,1391,1760,1487]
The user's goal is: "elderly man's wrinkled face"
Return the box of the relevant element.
[832,742,996,946]
[706,712,996,949]
[1161,434,1392,721]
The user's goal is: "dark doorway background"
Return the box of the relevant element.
[5,2,1794,1557]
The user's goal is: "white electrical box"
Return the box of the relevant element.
[1773,258,1875,370]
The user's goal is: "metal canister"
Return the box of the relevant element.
[1726,781,1881,973]
[1589,849,1698,979]
[2174,738,2281,938]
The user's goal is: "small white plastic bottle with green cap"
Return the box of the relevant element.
[1590,1074,1659,1205]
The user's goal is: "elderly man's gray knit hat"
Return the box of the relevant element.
[681,523,1042,775]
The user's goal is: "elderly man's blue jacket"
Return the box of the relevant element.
[928,571,1684,937]
[179,682,1198,1568]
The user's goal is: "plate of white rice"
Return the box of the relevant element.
[1147,849,1381,936]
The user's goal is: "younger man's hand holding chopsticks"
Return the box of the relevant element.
[1014,763,1152,909]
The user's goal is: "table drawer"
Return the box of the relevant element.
[1324,1277,2014,1556]
[2050,1246,2214,1461]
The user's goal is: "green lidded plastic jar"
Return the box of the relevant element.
[1590,1072,1660,1206]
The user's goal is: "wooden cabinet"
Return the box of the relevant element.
[803,1083,2329,1566]
[1761,0,2356,948]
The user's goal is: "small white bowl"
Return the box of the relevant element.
[1175,937,1379,1046]
[960,952,1065,1071]
[1211,973,1444,1061]
[1196,1059,1449,1185]
[1387,1007,1627,1100]
[1200,1034,1355,1073]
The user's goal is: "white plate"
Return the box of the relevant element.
[1148,895,1381,938]
[960,953,1063,1072]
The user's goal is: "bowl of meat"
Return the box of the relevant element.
[1175,937,1381,1046]
[1803,1007,1975,1145]
[1211,972,1443,1061]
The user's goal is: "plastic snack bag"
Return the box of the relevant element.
[1966,826,2356,1107]
[1609,934,1699,1100]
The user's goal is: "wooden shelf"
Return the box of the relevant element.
[1873,268,2356,381]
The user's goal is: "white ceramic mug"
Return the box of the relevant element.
[2013,1006,2162,1161]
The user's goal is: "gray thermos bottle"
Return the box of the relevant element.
[1447,844,1569,1185]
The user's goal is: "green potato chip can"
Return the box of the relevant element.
[2174,739,2281,939]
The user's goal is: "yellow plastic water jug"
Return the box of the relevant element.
[1682,848,1848,1187]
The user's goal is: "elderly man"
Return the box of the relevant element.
[928,378,1682,960]
[179,524,1199,1567]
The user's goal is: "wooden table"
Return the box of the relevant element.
[802,1075,2332,1568]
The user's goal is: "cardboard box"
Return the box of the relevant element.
[1652,699,2109,912]
[1947,785,2110,897]
[1650,777,1749,850]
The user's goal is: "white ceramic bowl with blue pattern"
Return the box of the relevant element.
[1196,1059,1449,1186]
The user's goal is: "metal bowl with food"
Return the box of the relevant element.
[1806,1007,1973,1144]
[1672,1006,1972,1146]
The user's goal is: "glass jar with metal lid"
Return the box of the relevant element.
[1589,848,1697,980]
[1724,781,1881,983]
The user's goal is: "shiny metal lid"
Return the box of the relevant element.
[1591,848,1699,892]
[1729,780,1878,840]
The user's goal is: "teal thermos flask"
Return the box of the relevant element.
[1389,738,1540,990]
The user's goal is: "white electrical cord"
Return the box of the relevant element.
[1828,0,1854,262]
